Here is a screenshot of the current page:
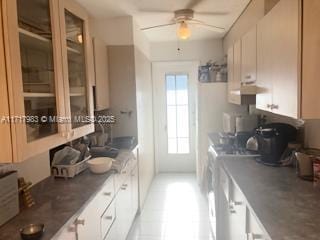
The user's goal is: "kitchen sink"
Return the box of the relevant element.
[90,146,119,158]
[107,136,136,150]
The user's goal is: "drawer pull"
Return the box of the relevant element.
[122,184,128,187]
[105,216,113,220]
[104,192,112,196]
[121,187,127,190]
[247,233,263,240]
[122,171,127,174]
[229,200,242,213]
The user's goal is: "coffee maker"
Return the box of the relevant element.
[247,123,297,166]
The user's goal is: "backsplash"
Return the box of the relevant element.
[13,152,50,186]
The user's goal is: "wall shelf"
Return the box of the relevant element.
[23,92,55,98]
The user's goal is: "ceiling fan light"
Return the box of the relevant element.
[178,22,191,40]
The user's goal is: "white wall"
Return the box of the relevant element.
[90,16,151,60]
[90,16,134,45]
[132,19,151,60]
[13,152,51,185]
[151,39,224,64]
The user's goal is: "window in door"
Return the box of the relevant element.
[166,74,190,154]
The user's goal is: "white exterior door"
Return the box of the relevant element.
[153,61,198,173]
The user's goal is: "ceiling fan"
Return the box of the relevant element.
[140,0,226,40]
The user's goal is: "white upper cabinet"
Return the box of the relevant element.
[256,8,275,113]
[3,0,67,161]
[256,0,299,118]
[58,0,95,140]
[228,27,257,105]
[1,0,94,162]
[301,0,320,118]
[257,0,320,119]
[241,27,257,86]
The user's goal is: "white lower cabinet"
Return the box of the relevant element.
[54,153,139,240]
[218,166,270,240]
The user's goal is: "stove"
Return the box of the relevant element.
[211,143,260,158]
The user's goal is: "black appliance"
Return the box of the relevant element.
[253,123,297,166]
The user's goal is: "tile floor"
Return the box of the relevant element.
[127,174,213,240]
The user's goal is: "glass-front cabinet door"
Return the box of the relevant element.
[3,0,66,161]
[59,0,94,140]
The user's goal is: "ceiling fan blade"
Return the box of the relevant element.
[186,0,203,9]
[141,22,176,31]
[139,9,173,14]
[188,20,225,33]
[195,11,229,16]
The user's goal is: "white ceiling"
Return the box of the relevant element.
[75,0,250,42]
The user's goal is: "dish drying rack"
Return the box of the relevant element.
[51,155,91,179]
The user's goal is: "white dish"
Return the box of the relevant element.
[87,157,113,174]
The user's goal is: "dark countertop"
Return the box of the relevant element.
[222,156,320,240]
[0,148,136,240]
[208,132,320,239]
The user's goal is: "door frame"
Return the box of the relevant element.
[152,61,199,173]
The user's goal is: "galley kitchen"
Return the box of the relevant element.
[1,0,320,240]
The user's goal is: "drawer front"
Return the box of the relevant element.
[101,176,115,201]
[96,176,115,215]
[115,159,133,190]
[219,167,230,201]
[101,201,116,239]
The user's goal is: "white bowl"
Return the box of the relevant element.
[87,157,113,174]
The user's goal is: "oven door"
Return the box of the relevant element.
[208,146,218,239]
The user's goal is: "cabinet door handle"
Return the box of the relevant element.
[272,104,279,110]
[103,192,112,196]
[74,219,85,226]
[267,104,272,109]
[105,216,113,220]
